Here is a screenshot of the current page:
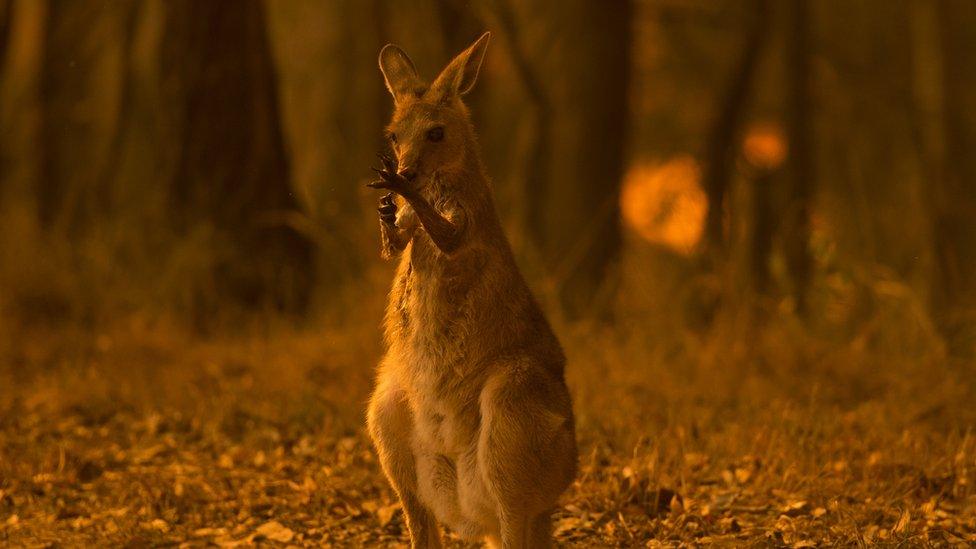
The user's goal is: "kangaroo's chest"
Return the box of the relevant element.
[393,240,481,342]
[387,233,490,453]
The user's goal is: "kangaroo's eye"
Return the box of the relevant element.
[426,127,444,142]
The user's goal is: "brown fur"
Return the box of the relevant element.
[366,33,577,548]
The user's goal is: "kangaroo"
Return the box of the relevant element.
[365,33,577,549]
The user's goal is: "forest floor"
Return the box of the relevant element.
[1,309,976,548]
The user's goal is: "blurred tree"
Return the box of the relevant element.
[435,0,485,57]
[817,0,931,324]
[39,1,135,230]
[932,0,976,343]
[0,0,11,204]
[551,0,632,319]
[749,167,775,295]
[0,0,10,88]
[267,0,387,293]
[782,0,814,316]
[0,0,44,215]
[480,0,551,262]
[701,0,770,256]
[265,0,484,304]
[505,0,632,319]
[161,0,313,315]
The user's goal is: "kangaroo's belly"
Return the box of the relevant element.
[405,377,497,538]
[410,390,469,455]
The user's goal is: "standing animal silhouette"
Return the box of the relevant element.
[366,32,578,549]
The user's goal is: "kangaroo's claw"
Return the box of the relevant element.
[378,193,397,224]
[369,152,415,197]
[368,164,409,193]
[377,151,398,174]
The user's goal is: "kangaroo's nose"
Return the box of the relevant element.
[398,169,417,182]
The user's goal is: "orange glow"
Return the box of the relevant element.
[743,123,787,169]
[620,156,706,255]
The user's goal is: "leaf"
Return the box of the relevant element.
[647,488,681,517]
[377,504,400,528]
[669,494,684,518]
[721,470,734,485]
[254,520,295,543]
[218,453,235,469]
[193,527,228,537]
[133,444,166,464]
[733,467,752,484]
[781,500,810,517]
[214,536,247,548]
[553,517,579,536]
[719,517,741,533]
[893,509,911,533]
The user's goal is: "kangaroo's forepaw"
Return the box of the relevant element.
[368,151,414,196]
[378,192,397,225]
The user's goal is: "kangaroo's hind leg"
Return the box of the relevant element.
[485,512,551,549]
[528,511,554,549]
[477,368,577,549]
[483,511,551,549]
[367,379,442,548]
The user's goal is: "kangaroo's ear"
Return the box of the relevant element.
[429,32,490,101]
[379,44,424,103]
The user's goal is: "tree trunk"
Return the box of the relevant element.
[480,0,552,265]
[0,0,45,214]
[267,0,391,293]
[0,0,12,204]
[538,0,633,319]
[750,168,775,295]
[701,0,770,256]
[161,0,313,315]
[38,1,134,230]
[0,0,11,88]
[932,0,976,346]
[783,0,815,316]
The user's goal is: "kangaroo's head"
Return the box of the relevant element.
[378,32,490,189]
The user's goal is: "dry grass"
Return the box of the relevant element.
[1,232,975,547]
[1,293,975,548]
